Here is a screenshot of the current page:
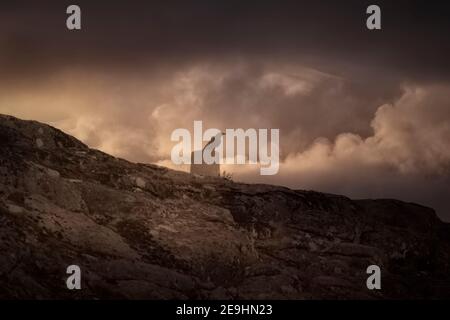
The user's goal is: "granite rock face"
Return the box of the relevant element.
[0,114,449,299]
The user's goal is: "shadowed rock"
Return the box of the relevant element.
[0,114,449,299]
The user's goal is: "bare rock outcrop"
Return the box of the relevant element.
[0,114,449,299]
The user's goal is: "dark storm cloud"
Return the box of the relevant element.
[1,0,450,82]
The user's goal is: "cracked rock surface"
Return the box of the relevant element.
[0,114,449,299]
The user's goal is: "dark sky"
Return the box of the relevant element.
[1,0,450,81]
[1,0,450,220]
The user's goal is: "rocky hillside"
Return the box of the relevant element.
[0,114,449,299]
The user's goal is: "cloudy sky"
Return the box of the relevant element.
[1,0,449,220]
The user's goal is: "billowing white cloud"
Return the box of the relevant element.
[231,85,450,218]
[1,63,449,219]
